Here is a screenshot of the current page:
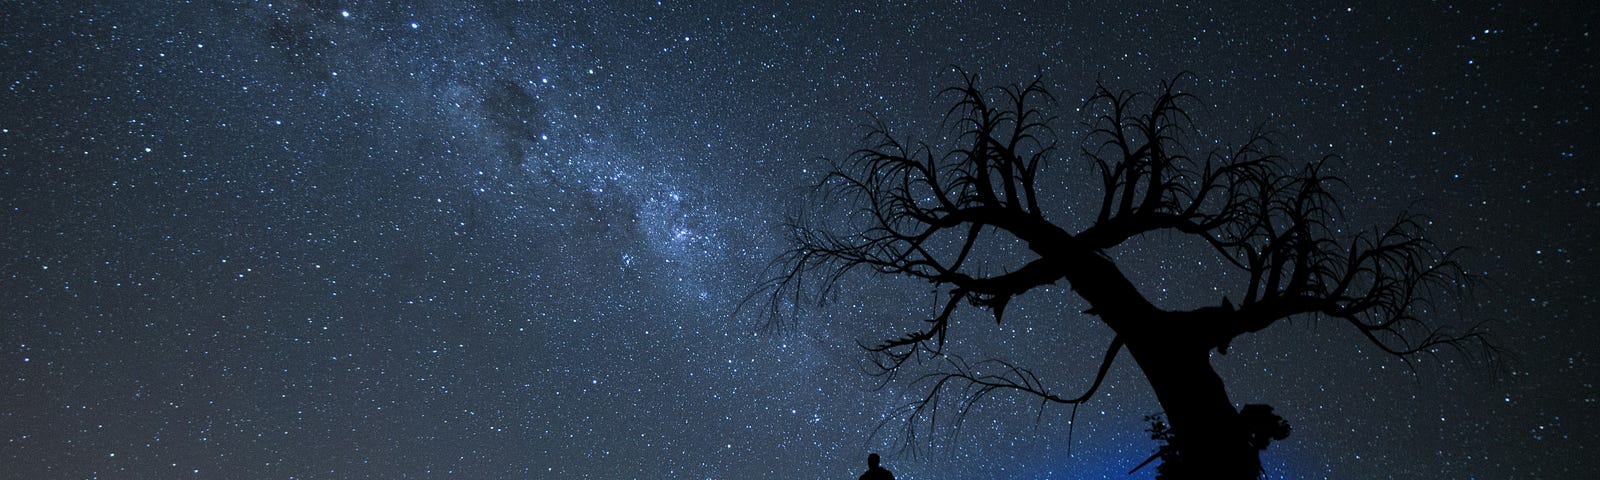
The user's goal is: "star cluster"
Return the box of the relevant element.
[2,1,1595,479]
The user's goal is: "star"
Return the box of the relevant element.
[0,1,1592,479]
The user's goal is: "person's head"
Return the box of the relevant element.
[868,453,881,468]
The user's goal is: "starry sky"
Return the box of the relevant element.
[2,1,1596,479]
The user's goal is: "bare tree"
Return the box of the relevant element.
[757,71,1492,479]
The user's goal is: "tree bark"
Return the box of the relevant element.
[1053,248,1262,477]
[1123,330,1261,479]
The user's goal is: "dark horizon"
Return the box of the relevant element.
[2,2,1595,478]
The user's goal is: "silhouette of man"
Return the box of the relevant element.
[859,453,894,480]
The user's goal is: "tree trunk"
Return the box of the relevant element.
[1124,334,1260,479]
[1055,249,1264,477]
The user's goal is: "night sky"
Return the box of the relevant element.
[3,1,1596,479]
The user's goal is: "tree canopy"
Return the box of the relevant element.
[754,70,1494,478]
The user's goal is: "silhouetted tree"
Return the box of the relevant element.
[757,71,1492,479]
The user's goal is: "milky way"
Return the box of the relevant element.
[2,2,1595,479]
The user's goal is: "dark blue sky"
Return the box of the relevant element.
[2,1,1595,478]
